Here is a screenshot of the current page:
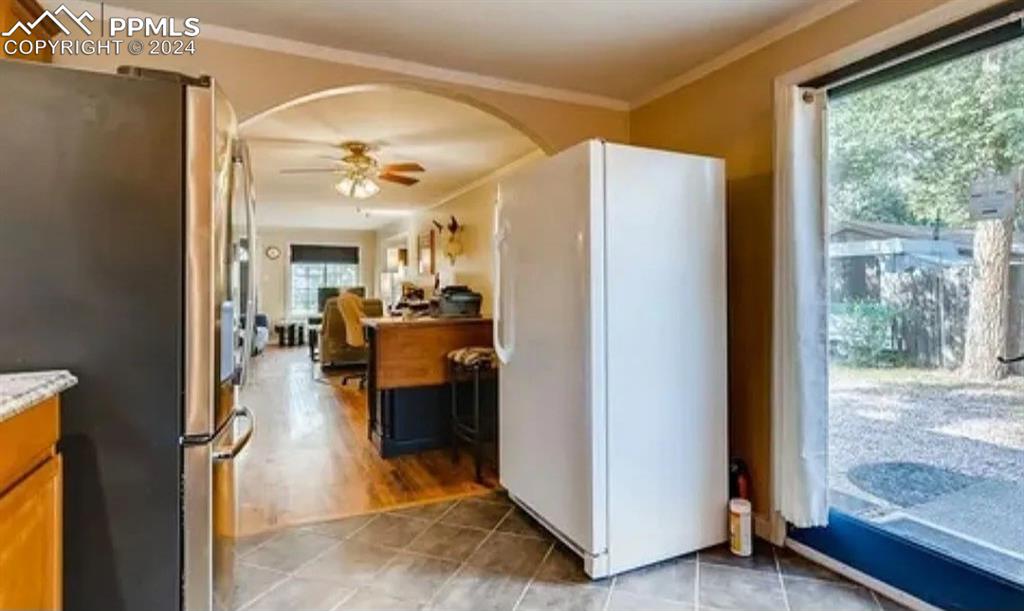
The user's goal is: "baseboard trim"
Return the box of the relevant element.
[786,539,942,611]
[754,513,774,540]
[754,511,788,546]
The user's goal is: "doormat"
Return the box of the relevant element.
[847,461,984,508]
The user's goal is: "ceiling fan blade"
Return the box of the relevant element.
[318,155,347,162]
[378,172,419,186]
[280,168,344,174]
[246,137,340,148]
[381,162,425,173]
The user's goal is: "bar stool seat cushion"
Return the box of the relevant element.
[447,346,498,370]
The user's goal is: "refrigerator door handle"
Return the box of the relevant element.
[235,141,258,387]
[493,197,502,356]
[180,405,247,448]
[212,406,255,461]
[493,206,514,364]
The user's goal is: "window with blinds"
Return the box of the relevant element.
[289,245,360,315]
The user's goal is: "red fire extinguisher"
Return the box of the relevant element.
[730,458,751,500]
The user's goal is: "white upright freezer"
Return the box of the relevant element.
[494,140,728,578]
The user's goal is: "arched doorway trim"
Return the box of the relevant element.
[239,81,554,154]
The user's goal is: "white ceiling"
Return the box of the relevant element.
[112,0,821,102]
[242,87,539,230]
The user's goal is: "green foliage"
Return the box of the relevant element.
[830,301,904,367]
[828,40,1024,229]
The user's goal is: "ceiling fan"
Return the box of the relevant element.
[280,141,425,199]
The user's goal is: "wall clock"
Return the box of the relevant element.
[265,246,281,260]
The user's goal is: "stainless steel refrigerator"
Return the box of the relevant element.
[0,59,257,611]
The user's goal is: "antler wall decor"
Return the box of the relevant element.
[433,216,464,265]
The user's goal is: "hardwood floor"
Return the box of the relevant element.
[234,347,496,536]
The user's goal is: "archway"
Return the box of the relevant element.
[239,81,554,155]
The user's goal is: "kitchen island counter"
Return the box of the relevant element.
[362,316,494,457]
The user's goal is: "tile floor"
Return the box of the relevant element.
[228,492,911,611]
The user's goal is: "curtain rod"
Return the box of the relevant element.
[818,10,1023,94]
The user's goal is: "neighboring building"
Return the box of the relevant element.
[829,220,1024,368]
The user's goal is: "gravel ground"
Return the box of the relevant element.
[829,367,1024,508]
[829,367,1024,576]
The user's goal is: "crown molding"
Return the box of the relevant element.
[428,149,545,211]
[630,0,859,109]
[67,1,628,111]
[76,1,862,114]
[199,25,630,111]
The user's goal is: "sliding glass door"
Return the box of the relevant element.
[792,17,1024,610]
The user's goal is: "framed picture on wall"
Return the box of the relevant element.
[385,247,408,272]
[418,229,435,275]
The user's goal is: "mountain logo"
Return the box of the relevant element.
[2,4,94,37]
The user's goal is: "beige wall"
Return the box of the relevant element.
[629,0,962,516]
[375,168,533,316]
[53,31,627,153]
[429,183,499,315]
[256,226,377,322]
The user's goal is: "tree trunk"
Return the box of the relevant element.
[961,215,1013,380]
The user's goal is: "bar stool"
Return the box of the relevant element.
[447,346,499,483]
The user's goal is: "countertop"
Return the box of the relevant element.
[361,315,493,329]
[0,370,77,424]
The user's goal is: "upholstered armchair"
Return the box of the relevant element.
[319,291,384,367]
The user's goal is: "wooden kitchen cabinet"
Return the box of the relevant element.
[0,455,61,610]
[0,395,62,611]
[0,0,57,63]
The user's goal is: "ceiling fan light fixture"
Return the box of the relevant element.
[354,177,380,199]
[282,141,418,200]
[334,175,354,196]
[334,174,380,199]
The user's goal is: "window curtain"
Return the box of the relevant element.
[772,85,829,528]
